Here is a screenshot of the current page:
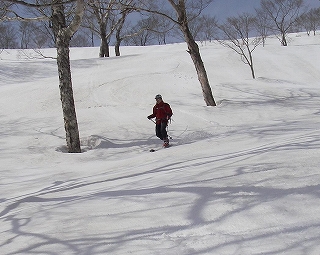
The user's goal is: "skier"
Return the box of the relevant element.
[147,94,173,147]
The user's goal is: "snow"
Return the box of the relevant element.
[0,33,320,255]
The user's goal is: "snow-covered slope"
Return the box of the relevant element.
[0,33,320,254]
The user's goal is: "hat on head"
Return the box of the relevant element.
[155,94,162,99]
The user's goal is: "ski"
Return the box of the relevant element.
[149,144,171,152]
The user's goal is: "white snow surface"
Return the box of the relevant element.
[0,34,320,255]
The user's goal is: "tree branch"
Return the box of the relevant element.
[4,0,77,8]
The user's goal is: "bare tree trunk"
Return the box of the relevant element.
[100,35,110,57]
[52,2,81,153]
[99,21,110,57]
[260,0,302,47]
[169,0,216,106]
[115,35,121,56]
[218,13,260,80]
[245,43,256,79]
[281,32,288,46]
[249,54,255,79]
[115,11,126,57]
[183,25,216,106]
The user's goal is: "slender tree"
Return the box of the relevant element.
[114,0,135,56]
[123,18,156,45]
[167,0,215,106]
[0,22,18,48]
[85,0,119,57]
[122,0,216,106]
[51,0,84,153]
[3,0,84,153]
[297,7,320,36]
[260,0,304,46]
[218,13,261,79]
[189,15,218,43]
[255,8,272,47]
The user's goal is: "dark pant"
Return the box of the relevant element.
[155,122,168,140]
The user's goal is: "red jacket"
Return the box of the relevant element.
[149,101,173,124]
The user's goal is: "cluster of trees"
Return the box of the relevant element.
[0,0,319,153]
[214,0,320,79]
[1,0,320,51]
[0,0,215,153]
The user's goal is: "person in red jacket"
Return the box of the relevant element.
[147,94,173,147]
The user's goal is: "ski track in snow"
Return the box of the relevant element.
[0,34,320,255]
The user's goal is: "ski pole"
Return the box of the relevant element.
[166,124,173,140]
[149,118,156,124]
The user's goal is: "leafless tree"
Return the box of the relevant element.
[255,8,272,47]
[84,0,120,57]
[19,21,37,48]
[0,2,12,20]
[121,0,216,106]
[123,17,157,46]
[70,30,92,47]
[189,14,218,43]
[260,0,305,46]
[151,14,176,44]
[162,0,216,105]
[3,0,85,153]
[128,13,177,45]
[0,22,18,48]
[114,0,136,55]
[31,21,56,48]
[217,13,261,79]
[297,7,320,35]
[50,0,84,153]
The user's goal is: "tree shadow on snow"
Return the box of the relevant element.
[55,134,160,153]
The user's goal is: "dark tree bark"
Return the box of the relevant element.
[168,0,216,106]
[114,9,127,56]
[99,21,110,57]
[86,0,119,58]
[261,0,304,46]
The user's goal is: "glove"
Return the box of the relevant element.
[147,115,152,120]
